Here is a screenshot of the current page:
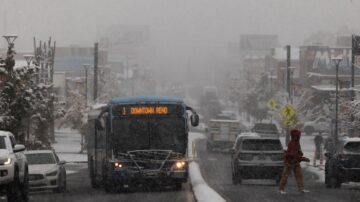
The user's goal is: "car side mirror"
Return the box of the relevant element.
[190,114,199,127]
[58,160,66,165]
[13,144,25,153]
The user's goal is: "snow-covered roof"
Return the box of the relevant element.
[307,72,360,79]
[311,85,360,92]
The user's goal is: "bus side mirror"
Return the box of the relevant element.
[191,114,199,127]
[95,119,104,131]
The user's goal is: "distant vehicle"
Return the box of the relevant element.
[87,96,199,192]
[199,86,222,124]
[25,150,66,193]
[325,138,360,188]
[303,117,330,135]
[251,123,279,136]
[215,111,237,120]
[0,131,29,202]
[231,132,284,184]
[206,117,242,152]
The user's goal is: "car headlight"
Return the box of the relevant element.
[46,170,58,176]
[0,158,12,165]
[3,158,11,165]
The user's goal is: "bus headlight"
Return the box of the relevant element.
[175,161,186,169]
[114,162,123,168]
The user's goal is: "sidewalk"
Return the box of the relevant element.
[52,128,87,163]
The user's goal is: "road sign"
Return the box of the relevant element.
[266,98,276,110]
[283,119,294,127]
[280,105,296,119]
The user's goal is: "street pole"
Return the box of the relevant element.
[286,45,291,145]
[332,56,342,146]
[93,43,98,101]
[83,64,89,107]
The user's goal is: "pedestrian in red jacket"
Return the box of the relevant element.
[279,128,310,194]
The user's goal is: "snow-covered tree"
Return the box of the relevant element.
[242,72,275,121]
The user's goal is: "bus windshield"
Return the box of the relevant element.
[112,117,186,154]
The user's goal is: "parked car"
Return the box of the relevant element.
[303,117,330,135]
[25,150,66,193]
[325,137,360,188]
[0,131,29,202]
[231,132,284,184]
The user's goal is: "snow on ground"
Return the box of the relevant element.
[53,128,87,163]
[188,132,226,202]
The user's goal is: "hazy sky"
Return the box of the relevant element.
[1,0,360,51]
[1,0,360,78]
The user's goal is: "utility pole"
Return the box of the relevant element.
[94,43,98,101]
[83,64,89,107]
[351,35,355,101]
[332,56,342,146]
[285,45,291,145]
[286,45,291,104]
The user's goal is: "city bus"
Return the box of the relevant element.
[87,96,199,192]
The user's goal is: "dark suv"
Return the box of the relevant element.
[231,132,284,184]
[325,138,360,188]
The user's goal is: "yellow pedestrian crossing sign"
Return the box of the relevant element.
[280,105,296,119]
[266,98,276,110]
[283,119,294,127]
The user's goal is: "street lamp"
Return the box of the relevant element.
[331,55,343,146]
[83,64,90,107]
[23,54,34,67]
[3,34,18,49]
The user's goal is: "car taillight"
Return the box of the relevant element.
[239,153,253,161]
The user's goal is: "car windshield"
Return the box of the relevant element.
[0,137,6,149]
[241,139,283,151]
[25,153,56,165]
[112,117,186,153]
[344,142,360,153]
[252,123,278,134]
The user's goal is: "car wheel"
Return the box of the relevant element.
[20,166,29,201]
[54,172,66,193]
[232,171,238,185]
[330,176,341,188]
[7,168,22,202]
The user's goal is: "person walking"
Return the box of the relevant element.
[279,128,310,194]
[313,133,324,167]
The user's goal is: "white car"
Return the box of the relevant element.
[25,150,66,193]
[0,131,29,202]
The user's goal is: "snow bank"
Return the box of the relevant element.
[188,132,226,202]
[189,162,226,202]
